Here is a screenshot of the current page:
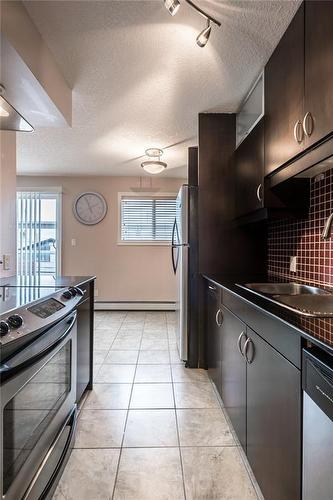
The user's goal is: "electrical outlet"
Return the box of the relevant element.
[2,254,11,270]
[71,239,76,247]
[95,289,99,297]
[290,256,297,273]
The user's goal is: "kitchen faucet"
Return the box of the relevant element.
[321,213,333,240]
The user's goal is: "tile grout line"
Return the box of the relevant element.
[111,311,146,500]
[168,314,187,500]
[93,311,128,380]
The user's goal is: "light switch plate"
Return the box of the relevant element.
[290,256,297,273]
[3,254,11,270]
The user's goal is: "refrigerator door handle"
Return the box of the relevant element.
[171,245,176,274]
[171,218,177,274]
[171,218,177,246]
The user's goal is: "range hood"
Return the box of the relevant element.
[0,91,34,133]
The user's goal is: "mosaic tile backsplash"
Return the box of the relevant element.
[268,167,333,288]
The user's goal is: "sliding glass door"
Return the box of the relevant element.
[17,191,61,278]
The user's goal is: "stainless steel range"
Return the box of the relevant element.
[0,285,83,500]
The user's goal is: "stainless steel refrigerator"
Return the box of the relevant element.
[171,184,198,365]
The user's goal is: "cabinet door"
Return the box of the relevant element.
[264,4,304,175]
[205,282,222,393]
[246,328,301,500]
[304,1,333,147]
[76,297,91,402]
[236,120,264,217]
[220,306,247,450]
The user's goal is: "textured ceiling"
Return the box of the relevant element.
[19,0,301,178]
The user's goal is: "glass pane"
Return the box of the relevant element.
[17,193,59,277]
[2,342,71,494]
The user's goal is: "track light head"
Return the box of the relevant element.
[196,19,211,48]
[164,0,181,16]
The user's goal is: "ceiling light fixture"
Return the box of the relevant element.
[163,0,221,47]
[196,19,211,48]
[141,148,167,175]
[164,0,180,16]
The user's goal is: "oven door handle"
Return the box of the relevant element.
[0,311,77,381]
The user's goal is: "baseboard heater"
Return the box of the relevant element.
[94,301,176,311]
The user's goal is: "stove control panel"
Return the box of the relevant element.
[0,287,84,345]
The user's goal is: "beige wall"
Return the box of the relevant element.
[17,175,183,303]
[0,131,16,278]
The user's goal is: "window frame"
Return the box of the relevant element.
[117,192,177,246]
[16,187,62,276]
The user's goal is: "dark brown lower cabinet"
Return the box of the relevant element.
[220,306,247,450]
[246,328,301,500]
[205,282,222,393]
[76,295,92,402]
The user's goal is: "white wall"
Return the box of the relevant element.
[17,175,183,303]
[0,131,16,278]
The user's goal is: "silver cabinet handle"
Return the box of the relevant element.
[256,183,263,203]
[244,338,254,364]
[293,120,304,144]
[237,331,246,358]
[208,285,216,291]
[215,309,223,327]
[303,112,314,137]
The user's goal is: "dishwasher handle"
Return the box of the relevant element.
[302,348,333,422]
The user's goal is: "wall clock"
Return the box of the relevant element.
[73,192,107,225]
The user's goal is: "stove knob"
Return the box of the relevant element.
[7,315,23,329]
[62,290,73,300]
[0,321,9,336]
[68,287,77,297]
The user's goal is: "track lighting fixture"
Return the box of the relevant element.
[196,19,211,48]
[164,0,180,16]
[141,148,167,175]
[163,0,221,47]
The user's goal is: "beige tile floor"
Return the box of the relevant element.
[53,311,260,500]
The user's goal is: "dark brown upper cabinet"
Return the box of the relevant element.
[304,1,333,147]
[264,4,305,176]
[265,2,333,177]
[236,119,264,218]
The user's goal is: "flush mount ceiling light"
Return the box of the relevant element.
[163,0,221,47]
[141,148,167,175]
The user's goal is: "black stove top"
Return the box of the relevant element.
[0,286,60,316]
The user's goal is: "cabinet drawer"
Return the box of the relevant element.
[222,290,301,368]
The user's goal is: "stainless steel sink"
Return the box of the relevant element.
[241,282,330,296]
[275,295,333,317]
[236,282,333,317]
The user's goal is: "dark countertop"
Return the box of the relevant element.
[204,274,333,355]
[0,275,96,288]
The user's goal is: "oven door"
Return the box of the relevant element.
[0,311,77,500]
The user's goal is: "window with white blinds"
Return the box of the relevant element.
[120,195,177,243]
